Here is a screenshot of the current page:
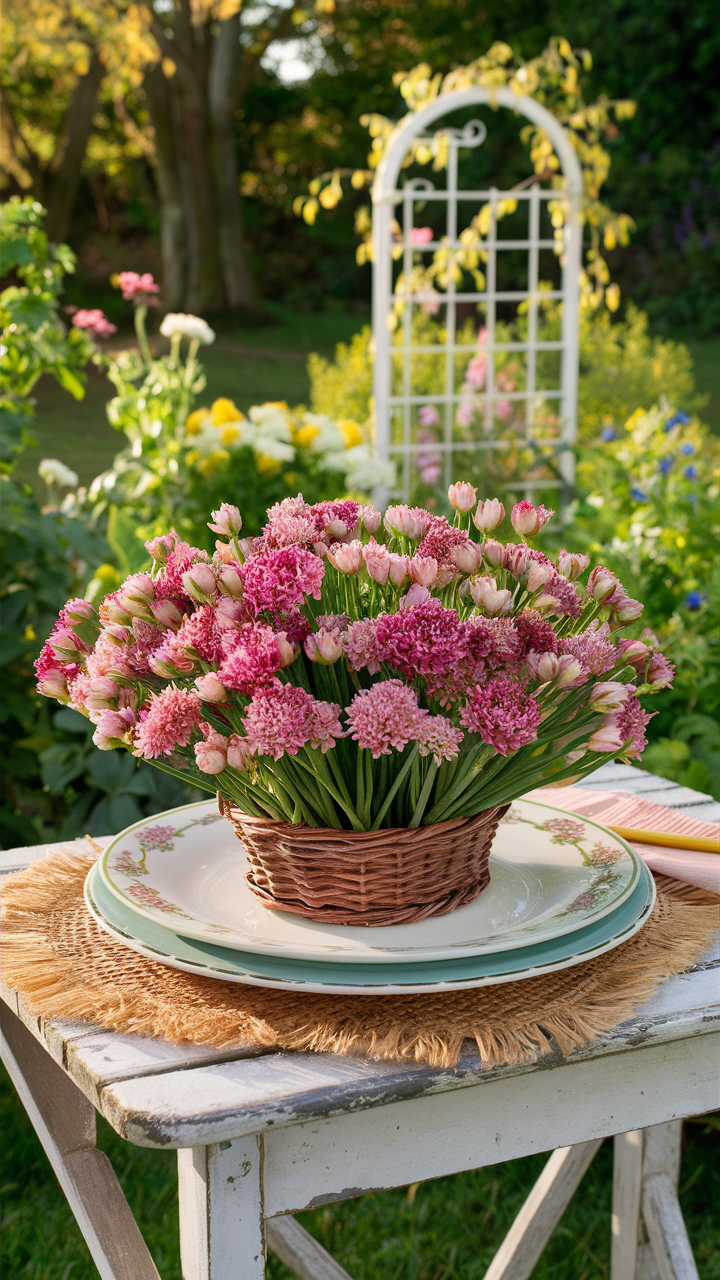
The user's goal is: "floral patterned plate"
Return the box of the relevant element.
[98,799,641,964]
[85,859,655,994]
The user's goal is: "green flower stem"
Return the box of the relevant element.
[370,744,419,830]
[408,761,439,827]
[290,751,359,830]
[133,304,152,366]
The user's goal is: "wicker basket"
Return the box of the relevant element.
[218,796,509,926]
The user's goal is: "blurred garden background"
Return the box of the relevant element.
[1,1,719,1277]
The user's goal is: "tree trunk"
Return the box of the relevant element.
[44,52,105,244]
[144,64,187,311]
[208,15,256,310]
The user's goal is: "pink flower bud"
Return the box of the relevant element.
[327,540,364,574]
[208,503,242,536]
[388,553,410,586]
[217,565,244,598]
[589,681,633,712]
[194,742,227,774]
[91,707,135,749]
[556,655,588,688]
[48,629,86,662]
[194,673,227,702]
[122,573,155,604]
[64,600,97,624]
[526,560,554,592]
[473,498,505,532]
[305,632,342,664]
[150,599,184,629]
[276,632,297,667]
[646,653,675,688]
[215,596,247,628]
[470,576,513,616]
[613,593,644,622]
[103,598,133,625]
[399,583,431,609]
[448,481,477,512]
[214,540,236,564]
[148,652,196,677]
[511,500,541,537]
[238,537,256,559]
[587,718,625,753]
[325,519,348,540]
[144,534,174,565]
[362,539,391,585]
[37,668,70,700]
[362,507,382,533]
[482,539,505,567]
[615,638,650,670]
[587,566,618,604]
[103,623,133,646]
[409,554,439,588]
[448,542,477,574]
[525,650,560,682]
[503,544,530,577]
[182,563,217,602]
[384,504,427,540]
[227,735,253,771]
[84,677,119,711]
[558,549,590,580]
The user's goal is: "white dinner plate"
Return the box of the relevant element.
[99,798,641,964]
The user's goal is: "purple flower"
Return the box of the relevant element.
[683,465,697,481]
[685,590,705,610]
[663,411,691,432]
[631,487,648,503]
[658,456,674,476]
[679,442,695,456]
[600,426,616,442]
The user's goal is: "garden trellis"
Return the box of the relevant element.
[371,87,583,504]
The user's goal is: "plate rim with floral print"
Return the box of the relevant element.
[98,798,641,964]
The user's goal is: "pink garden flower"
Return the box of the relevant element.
[460,677,542,756]
[71,309,117,338]
[133,686,201,759]
[417,516,468,570]
[473,499,504,533]
[115,271,160,302]
[241,545,325,616]
[376,600,466,678]
[342,617,387,674]
[174,605,226,663]
[363,539,391,586]
[346,680,427,758]
[646,653,675,689]
[416,716,464,766]
[218,623,283,694]
[194,724,230,774]
[418,405,440,427]
[511,501,554,538]
[560,624,616,675]
[243,681,342,759]
[92,706,137,750]
[410,226,433,244]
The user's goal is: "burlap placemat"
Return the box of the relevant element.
[1,841,717,1069]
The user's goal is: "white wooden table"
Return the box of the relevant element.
[2,763,718,1280]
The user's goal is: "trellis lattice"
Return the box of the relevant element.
[371,87,583,505]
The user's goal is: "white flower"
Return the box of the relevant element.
[38,458,79,488]
[301,412,345,453]
[247,404,293,438]
[159,313,215,344]
[328,444,395,492]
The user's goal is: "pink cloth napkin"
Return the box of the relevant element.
[524,785,720,897]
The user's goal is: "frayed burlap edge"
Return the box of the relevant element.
[1,844,717,1070]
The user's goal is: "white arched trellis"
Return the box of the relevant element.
[371,87,583,503]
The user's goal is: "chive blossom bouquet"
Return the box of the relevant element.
[35,486,674,922]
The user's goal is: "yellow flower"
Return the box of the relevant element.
[256,453,282,477]
[284,472,296,486]
[185,408,207,436]
[624,408,645,433]
[220,423,242,446]
[24,624,36,641]
[295,423,320,449]
[338,418,364,449]
[210,398,242,425]
[197,449,230,477]
[265,401,289,411]
[185,448,199,465]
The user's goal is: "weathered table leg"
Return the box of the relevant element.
[0,1002,160,1280]
[178,1138,265,1280]
[265,1214,356,1280]
[612,1122,699,1280]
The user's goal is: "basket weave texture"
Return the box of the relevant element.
[218,797,509,926]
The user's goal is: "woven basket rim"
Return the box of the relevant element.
[217,793,498,838]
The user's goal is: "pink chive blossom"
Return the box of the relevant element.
[559,624,616,675]
[47,628,90,663]
[417,516,468,569]
[611,590,644,622]
[588,720,625,754]
[312,500,362,539]
[342,617,386,675]
[241,546,325,616]
[218,624,283,694]
[448,482,477,512]
[375,600,466,678]
[174,606,226,663]
[346,680,427,758]
[116,271,160,302]
[92,707,136,750]
[243,681,342,759]
[416,716,464,766]
[259,495,322,550]
[511,501,554,538]
[460,678,542,756]
[153,533,210,598]
[645,653,675,689]
[208,504,242,537]
[71,309,117,338]
[150,599,184,629]
[473,499,504,533]
[526,560,555,592]
[557,549,590,580]
[133,686,201,759]
[613,696,654,759]
[362,539,391,585]
[215,596,247,629]
[144,534,176,566]
[524,650,561,682]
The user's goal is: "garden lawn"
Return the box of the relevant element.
[1,1064,718,1280]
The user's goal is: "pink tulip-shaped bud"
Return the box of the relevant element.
[103,598,133,625]
[227,735,253,771]
[214,540,236,564]
[587,566,619,604]
[526,560,554,592]
[503,544,530,577]
[217,565,244,598]
[450,541,480,574]
[482,539,505,568]
[148,651,197,677]
[182,563,217,603]
[646,653,675,688]
[448,481,477,512]
[194,742,227,774]
[84,676,119,711]
[388,553,410,587]
[194,673,228,702]
[325,519,349,540]
[524,650,560,682]
[64,599,97,624]
[613,593,644,622]
[117,573,155,618]
[616,638,650,669]
[362,506,382,533]
[362,539,391,585]
[327,540,364,574]
[409,554,439,588]
[399,583,431,609]
[215,596,246,629]
[557,549,590,580]
[470,576,513,616]
[91,707,136,749]
[556,655,588,688]
[150,599,184,629]
[473,498,505,533]
[103,623,133,646]
[589,681,634,712]
[384,504,427,540]
[144,534,174,565]
[305,632,343,664]
[511,500,541,537]
[587,718,625,753]
[238,537,256,559]
[37,668,70,700]
[48,629,87,662]
[208,503,242,536]
[276,631,297,668]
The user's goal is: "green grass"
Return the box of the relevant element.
[2,1063,718,1279]
[686,337,720,434]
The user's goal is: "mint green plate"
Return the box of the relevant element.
[84,859,655,994]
